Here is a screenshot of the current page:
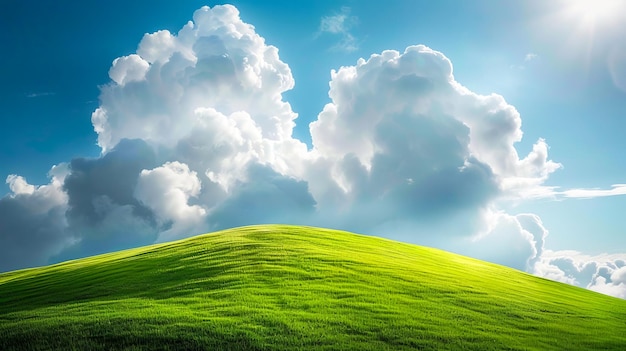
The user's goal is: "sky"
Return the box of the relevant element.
[1,0,626,298]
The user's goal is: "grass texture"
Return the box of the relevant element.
[1,225,625,350]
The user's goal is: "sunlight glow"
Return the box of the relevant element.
[568,0,623,22]
[534,0,626,77]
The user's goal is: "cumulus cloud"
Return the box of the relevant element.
[135,161,206,242]
[590,277,626,299]
[108,54,150,86]
[1,5,625,299]
[0,165,71,271]
[534,251,626,299]
[85,4,312,243]
[208,164,316,231]
[59,139,159,259]
[7,175,36,195]
[456,211,547,271]
[305,45,558,237]
[92,4,299,155]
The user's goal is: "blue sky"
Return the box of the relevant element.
[1,0,626,298]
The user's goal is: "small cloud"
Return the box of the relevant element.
[525,53,538,62]
[319,6,356,34]
[333,34,358,52]
[608,45,626,92]
[560,184,626,199]
[318,7,358,52]
[520,184,626,200]
[511,53,539,70]
[26,92,55,98]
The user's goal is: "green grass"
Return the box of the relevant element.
[0,225,625,350]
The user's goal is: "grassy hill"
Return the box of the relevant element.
[0,225,625,350]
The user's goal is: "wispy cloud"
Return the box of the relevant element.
[608,45,626,92]
[524,53,538,62]
[511,53,539,70]
[559,184,626,198]
[318,7,358,52]
[26,92,55,98]
[519,184,626,200]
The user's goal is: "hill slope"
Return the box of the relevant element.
[1,225,625,350]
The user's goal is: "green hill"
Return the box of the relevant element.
[1,225,625,350]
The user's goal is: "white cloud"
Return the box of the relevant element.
[525,53,538,61]
[5,166,68,215]
[320,6,355,34]
[7,175,36,195]
[137,30,181,64]
[611,266,626,284]
[320,15,349,34]
[88,5,311,243]
[307,45,559,216]
[458,210,547,271]
[608,45,626,92]
[560,184,626,198]
[515,183,626,200]
[511,52,538,70]
[471,215,626,299]
[26,92,55,98]
[108,54,150,86]
[180,107,265,192]
[207,164,316,231]
[135,162,207,242]
[589,277,626,299]
[56,139,159,260]
[533,250,626,299]
[92,4,300,154]
[318,7,358,52]
[0,165,72,271]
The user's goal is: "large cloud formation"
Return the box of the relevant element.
[1,5,624,298]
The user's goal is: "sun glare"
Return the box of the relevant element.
[540,0,626,72]
[566,0,624,26]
